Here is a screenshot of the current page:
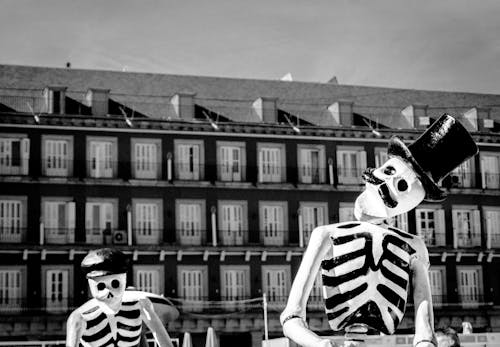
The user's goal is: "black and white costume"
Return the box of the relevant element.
[281,115,479,347]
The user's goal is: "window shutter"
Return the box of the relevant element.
[66,202,75,240]
[336,152,343,178]
[436,209,445,246]
[21,138,30,175]
[415,209,422,236]
[85,203,92,231]
[485,211,492,249]
[358,151,367,173]
[473,210,481,240]
[452,211,458,249]
[480,157,487,189]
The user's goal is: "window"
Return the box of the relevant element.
[42,136,73,177]
[42,198,75,244]
[428,266,446,307]
[449,158,474,188]
[260,201,287,246]
[133,199,162,245]
[374,147,389,168]
[218,201,247,246]
[217,141,245,182]
[484,207,500,248]
[0,135,29,175]
[480,153,500,189]
[262,265,290,308]
[44,87,66,114]
[220,266,249,301]
[131,139,161,180]
[257,143,285,183]
[0,197,27,243]
[87,137,117,178]
[457,266,483,306]
[176,200,205,245]
[415,207,445,247]
[300,202,327,246]
[42,266,72,313]
[339,203,355,222]
[387,213,408,231]
[175,140,204,180]
[298,145,325,184]
[177,266,208,312]
[85,199,117,244]
[0,266,25,312]
[337,146,366,184]
[452,206,481,248]
[133,266,163,295]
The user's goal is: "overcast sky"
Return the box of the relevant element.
[2,0,500,94]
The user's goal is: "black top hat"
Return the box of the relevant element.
[81,248,129,278]
[387,114,478,202]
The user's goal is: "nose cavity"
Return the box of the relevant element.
[107,292,114,299]
[362,168,385,185]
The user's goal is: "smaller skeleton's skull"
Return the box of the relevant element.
[355,157,425,220]
[88,273,126,314]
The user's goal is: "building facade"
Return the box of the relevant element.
[0,65,500,346]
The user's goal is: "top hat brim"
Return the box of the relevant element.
[387,136,447,202]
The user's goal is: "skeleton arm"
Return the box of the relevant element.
[65,309,84,347]
[411,240,436,347]
[140,298,175,347]
[281,225,335,347]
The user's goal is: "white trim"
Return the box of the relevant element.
[133,265,164,295]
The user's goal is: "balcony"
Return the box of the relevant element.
[257,165,286,184]
[0,227,26,243]
[458,294,488,307]
[488,232,500,248]
[307,294,324,311]
[133,228,162,245]
[259,230,286,246]
[131,160,162,180]
[298,166,327,184]
[174,163,204,181]
[217,164,246,182]
[456,232,481,248]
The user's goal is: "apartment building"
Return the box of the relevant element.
[0,65,499,347]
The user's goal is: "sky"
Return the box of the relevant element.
[2,0,500,94]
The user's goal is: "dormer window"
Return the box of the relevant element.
[44,87,66,114]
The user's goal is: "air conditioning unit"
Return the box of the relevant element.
[484,119,494,128]
[419,116,430,126]
[450,174,461,187]
[113,230,127,245]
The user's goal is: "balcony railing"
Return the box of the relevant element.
[456,232,481,248]
[458,294,487,306]
[133,228,162,244]
[0,227,26,243]
[489,232,500,248]
[44,228,75,244]
[421,231,446,247]
[259,230,286,246]
[41,158,73,177]
[217,229,248,246]
[86,160,118,178]
[131,161,162,180]
[217,164,246,182]
[484,173,500,189]
[174,163,204,181]
[337,167,364,184]
[298,167,327,184]
[0,160,29,176]
[176,228,208,246]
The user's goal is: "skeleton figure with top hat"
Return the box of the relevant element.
[66,248,176,347]
[281,115,479,347]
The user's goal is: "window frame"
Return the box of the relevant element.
[217,200,248,246]
[297,144,326,184]
[299,201,328,246]
[216,141,246,182]
[133,265,164,295]
[0,195,27,243]
[336,146,366,185]
[41,265,73,313]
[174,139,205,180]
[41,135,73,177]
[259,201,288,246]
[415,205,446,247]
[261,265,291,308]
[131,138,162,180]
[452,205,481,248]
[0,265,27,312]
[175,199,206,245]
[0,133,30,176]
[220,265,250,301]
[86,136,118,178]
[132,198,163,245]
[41,197,75,244]
[480,152,500,189]
[456,265,483,306]
[84,198,118,244]
[257,142,286,183]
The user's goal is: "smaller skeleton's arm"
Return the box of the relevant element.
[140,298,175,347]
[281,225,334,347]
[65,310,84,347]
[411,240,436,347]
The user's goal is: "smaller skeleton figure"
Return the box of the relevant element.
[66,248,174,347]
[281,115,478,347]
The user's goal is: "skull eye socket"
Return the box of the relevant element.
[97,282,106,291]
[111,280,120,289]
[397,179,408,192]
[383,166,396,176]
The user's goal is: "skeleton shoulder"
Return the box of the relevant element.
[409,235,430,268]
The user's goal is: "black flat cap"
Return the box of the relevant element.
[81,248,129,278]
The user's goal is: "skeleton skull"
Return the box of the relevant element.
[88,273,126,314]
[354,157,425,220]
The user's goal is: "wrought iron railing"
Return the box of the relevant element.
[0,160,30,176]
[456,232,481,248]
[86,160,118,178]
[176,228,208,246]
[0,227,26,243]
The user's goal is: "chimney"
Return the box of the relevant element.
[86,88,110,116]
[463,107,491,132]
[253,97,277,123]
[401,104,428,129]
[171,93,195,119]
[44,86,67,114]
[328,100,353,126]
